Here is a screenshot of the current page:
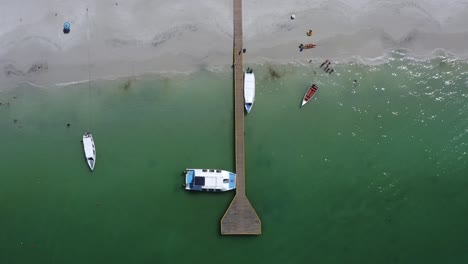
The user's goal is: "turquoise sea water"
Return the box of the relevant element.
[1,55,467,263]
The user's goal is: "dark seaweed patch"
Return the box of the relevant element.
[121,78,134,91]
[268,66,281,79]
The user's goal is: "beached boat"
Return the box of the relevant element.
[301,84,319,107]
[82,132,96,171]
[303,43,316,49]
[183,169,236,192]
[299,43,316,51]
[244,69,255,113]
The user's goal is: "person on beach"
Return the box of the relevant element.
[320,60,329,68]
[299,44,304,52]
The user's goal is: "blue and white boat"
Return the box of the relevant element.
[183,169,236,192]
[244,68,255,113]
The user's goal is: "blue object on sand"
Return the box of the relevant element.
[63,22,71,34]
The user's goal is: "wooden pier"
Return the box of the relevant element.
[220,0,261,235]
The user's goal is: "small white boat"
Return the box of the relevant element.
[183,169,236,192]
[244,68,255,113]
[82,132,96,171]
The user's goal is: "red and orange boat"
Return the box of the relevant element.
[299,43,316,51]
[300,84,319,107]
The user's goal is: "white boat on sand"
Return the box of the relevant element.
[244,68,255,113]
[82,132,96,171]
[183,169,236,192]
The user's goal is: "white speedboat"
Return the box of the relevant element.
[82,132,96,171]
[244,68,255,113]
[183,169,236,192]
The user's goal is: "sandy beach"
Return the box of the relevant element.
[1,0,468,88]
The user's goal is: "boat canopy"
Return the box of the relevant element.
[244,73,255,103]
[185,169,236,192]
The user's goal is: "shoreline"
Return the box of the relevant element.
[4,48,466,90]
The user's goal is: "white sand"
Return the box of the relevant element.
[1,0,468,88]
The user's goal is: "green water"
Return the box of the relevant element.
[1,56,467,263]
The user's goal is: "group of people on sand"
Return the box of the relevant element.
[319,60,334,74]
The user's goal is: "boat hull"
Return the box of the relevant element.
[82,132,96,171]
[244,71,255,114]
[184,169,236,192]
[299,43,316,51]
[300,84,319,107]
[245,103,253,113]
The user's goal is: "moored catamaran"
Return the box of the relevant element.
[183,169,236,192]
